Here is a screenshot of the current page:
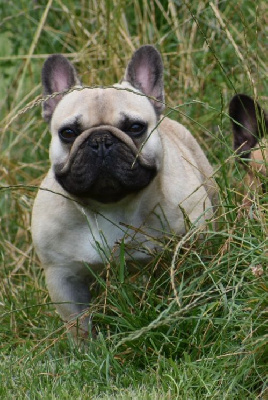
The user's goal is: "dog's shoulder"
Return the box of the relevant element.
[32,170,77,240]
[158,117,217,206]
[159,117,214,176]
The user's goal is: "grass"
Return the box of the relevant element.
[0,0,267,398]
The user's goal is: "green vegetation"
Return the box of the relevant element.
[0,0,267,398]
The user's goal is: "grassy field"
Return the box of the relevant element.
[0,0,267,398]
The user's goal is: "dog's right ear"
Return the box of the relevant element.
[42,55,81,122]
[229,94,268,160]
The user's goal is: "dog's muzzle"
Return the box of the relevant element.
[57,125,154,174]
[54,125,157,203]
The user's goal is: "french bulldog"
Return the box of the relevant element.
[229,93,267,191]
[32,45,217,337]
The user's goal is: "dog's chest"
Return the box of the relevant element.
[71,203,155,267]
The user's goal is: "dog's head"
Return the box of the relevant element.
[42,46,165,203]
[229,94,267,180]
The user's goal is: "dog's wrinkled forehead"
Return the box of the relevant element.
[51,84,157,133]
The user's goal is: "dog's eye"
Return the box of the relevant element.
[59,128,77,143]
[126,123,146,137]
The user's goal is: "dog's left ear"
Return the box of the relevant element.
[124,45,165,115]
[42,55,81,122]
[229,94,268,159]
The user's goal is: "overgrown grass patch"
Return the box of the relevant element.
[0,0,267,398]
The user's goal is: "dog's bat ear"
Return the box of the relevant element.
[229,94,268,160]
[42,55,81,122]
[124,45,165,115]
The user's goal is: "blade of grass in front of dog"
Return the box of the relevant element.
[119,239,125,284]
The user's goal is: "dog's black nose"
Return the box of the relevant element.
[87,130,115,157]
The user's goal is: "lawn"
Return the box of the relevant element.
[0,0,267,398]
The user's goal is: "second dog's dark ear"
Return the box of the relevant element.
[124,45,165,115]
[42,55,81,122]
[229,94,267,159]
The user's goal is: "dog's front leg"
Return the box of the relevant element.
[45,266,91,339]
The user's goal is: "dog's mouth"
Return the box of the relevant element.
[54,125,157,203]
